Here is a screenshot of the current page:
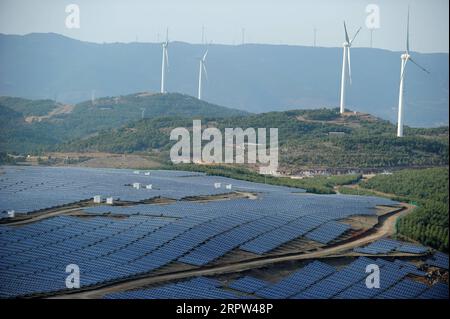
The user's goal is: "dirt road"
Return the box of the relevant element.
[5,207,85,226]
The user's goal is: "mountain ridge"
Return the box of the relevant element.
[58,106,449,171]
[0,92,248,153]
[0,32,447,127]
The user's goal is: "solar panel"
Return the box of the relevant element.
[418,283,449,299]
[376,278,429,299]
[354,238,403,254]
[228,276,269,294]
[304,221,350,244]
[426,252,449,270]
[257,261,335,298]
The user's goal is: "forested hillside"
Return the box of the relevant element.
[60,108,449,170]
[361,168,449,251]
[0,93,247,153]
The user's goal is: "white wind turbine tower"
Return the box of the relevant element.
[339,22,361,114]
[396,7,430,137]
[160,29,169,93]
[197,49,208,100]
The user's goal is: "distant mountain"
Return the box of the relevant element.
[0,92,247,153]
[0,33,448,127]
[60,108,449,170]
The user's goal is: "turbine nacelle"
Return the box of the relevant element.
[401,53,410,60]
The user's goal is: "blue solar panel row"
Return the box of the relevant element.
[0,166,312,215]
[178,214,301,265]
[304,221,350,244]
[240,214,330,254]
[426,252,449,269]
[255,261,336,299]
[0,215,201,297]
[293,257,374,299]
[418,283,449,299]
[377,278,429,299]
[335,261,412,299]
[104,277,239,299]
[354,238,403,254]
[101,257,448,299]
[396,243,429,254]
[355,238,431,255]
[228,276,269,294]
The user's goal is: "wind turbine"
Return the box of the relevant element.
[339,22,361,114]
[396,7,430,137]
[160,29,169,93]
[197,49,208,100]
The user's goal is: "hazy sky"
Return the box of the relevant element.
[0,0,448,53]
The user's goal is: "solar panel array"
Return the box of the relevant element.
[103,257,448,299]
[377,278,429,299]
[105,276,242,299]
[228,276,269,294]
[354,239,430,255]
[426,252,449,269]
[255,261,335,298]
[1,166,304,215]
[304,221,351,244]
[418,283,449,299]
[0,166,411,298]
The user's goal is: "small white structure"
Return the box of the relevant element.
[225,184,232,190]
[145,184,153,190]
[93,195,102,203]
[144,172,151,176]
[214,182,221,189]
[7,210,15,218]
[106,197,114,205]
[133,170,140,174]
[133,183,141,189]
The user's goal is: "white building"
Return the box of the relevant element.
[93,195,102,203]
[133,183,141,189]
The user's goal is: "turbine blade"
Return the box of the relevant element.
[409,57,430,74]
[347,47,352,85]
[202,49,208,61]
[343,21,350,43]
[202,62,208,81]
[406,6,410,53]
[350,27,362,45]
